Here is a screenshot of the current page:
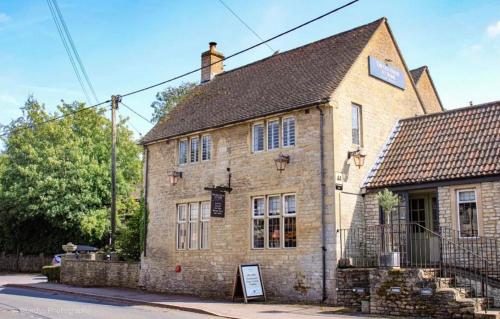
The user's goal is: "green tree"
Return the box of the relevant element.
[115,197,145,261]
[150,82,196,123]
[0,97,142,254]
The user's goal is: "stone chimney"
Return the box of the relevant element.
[201,42,224,83]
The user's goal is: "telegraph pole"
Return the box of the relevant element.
[110,95,121,250]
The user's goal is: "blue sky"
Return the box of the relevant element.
[1,0,499,138]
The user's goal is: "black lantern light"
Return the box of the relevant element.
[274,153,290,172]
[347,149,366,168]
[168,171,183,186]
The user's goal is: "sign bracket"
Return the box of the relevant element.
[204,167,232,193]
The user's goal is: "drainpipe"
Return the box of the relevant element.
[317,105,327,303]
[143,146,149,257]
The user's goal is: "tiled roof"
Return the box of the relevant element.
[364,101,500,189]
[141,18,385,144]
[410,66,426,83]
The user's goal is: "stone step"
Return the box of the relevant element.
[474,309,500,319]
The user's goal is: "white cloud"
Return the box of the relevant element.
[0,13,10,24]
[486,21,500,39]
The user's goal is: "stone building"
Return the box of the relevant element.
[139,17,445,303]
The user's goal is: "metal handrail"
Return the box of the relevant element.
[337,222,496,312]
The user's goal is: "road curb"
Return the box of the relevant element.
[4,284,236,319]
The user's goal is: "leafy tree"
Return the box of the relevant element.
[115,197,145,261]
[150,82,196,123]
[0,97,142,254]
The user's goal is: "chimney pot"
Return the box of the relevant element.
[201,42,224,83]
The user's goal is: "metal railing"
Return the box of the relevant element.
[337,223,498,311]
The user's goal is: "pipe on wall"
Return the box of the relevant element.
[143,147,149,257]
[317,105,327,302]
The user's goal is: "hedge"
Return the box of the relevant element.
[41,265,60,283]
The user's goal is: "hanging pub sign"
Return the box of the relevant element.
[232,264,266,303]
[210,190,225,218]
[368,56,406,89]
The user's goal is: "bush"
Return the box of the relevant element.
[41,265,60,283]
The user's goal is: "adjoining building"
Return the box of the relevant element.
[139,16,498,311]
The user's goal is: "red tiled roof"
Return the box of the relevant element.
[364,101,500,188]
[141,18,385,144]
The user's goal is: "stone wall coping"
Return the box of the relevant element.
[63,259,140,265]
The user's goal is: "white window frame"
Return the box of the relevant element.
[201,134,212,161]
[200,201,210,249]
[267,119,280,150]
[251,197,265,249]
[188,203,199,250]
[252,123,265,153]
[267,195,281,249]
[190,137,199,163]
[283,194,297,248]
[282,116,296,148]
[251,194,297,250]
[178,139,188,165]
[351,103,362,146]
[456,189,479,239]
[176,204,188,250]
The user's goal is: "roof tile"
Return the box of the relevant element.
[141,18,384,144]
[364,101,500,188]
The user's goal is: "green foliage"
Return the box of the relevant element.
[150,82,196,123]
[115,197,144,261]
[41,265,60,283]
[377,188,399,213]
[0,97,142,254]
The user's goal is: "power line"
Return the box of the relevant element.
[47,0,92,105]
[217,0,275,53]
[0,100,110,139]
[2,1,359,139]
[51,0,100,104]
[119,101,153,124]
[121,0,359,98]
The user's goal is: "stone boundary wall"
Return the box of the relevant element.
[0,253,53,272]
[336,268,370,309]
[337,268,484,318]
[61,259,139,289]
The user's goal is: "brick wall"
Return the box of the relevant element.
[61,259,139,289]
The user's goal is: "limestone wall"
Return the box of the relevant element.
[141,106,329,302]
[61,259,139,289]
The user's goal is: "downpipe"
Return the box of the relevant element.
[317,105,327,303]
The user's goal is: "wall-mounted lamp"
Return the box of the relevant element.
[347,149,366,168]
[168,171,183,186]
[274,153,290,172]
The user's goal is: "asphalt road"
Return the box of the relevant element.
[0,286,217,319]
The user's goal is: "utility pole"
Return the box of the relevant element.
[110,95,121,250]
